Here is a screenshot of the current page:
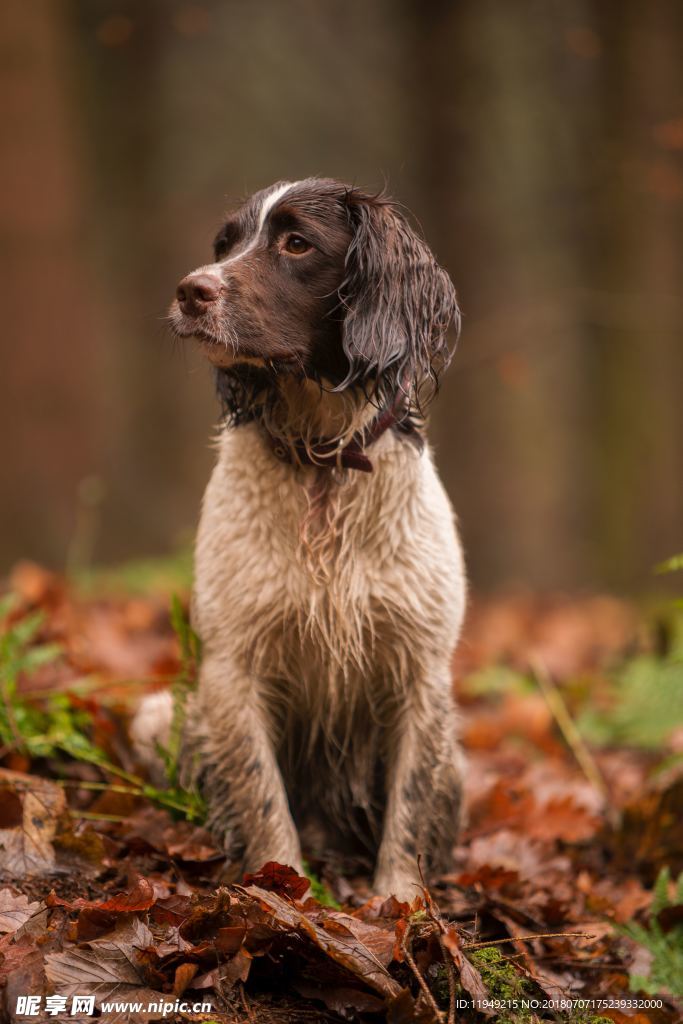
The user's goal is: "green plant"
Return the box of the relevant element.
[74,543,194,597]
[576,553,683,750]
[622,867,683,998]
[0,593,89,759]
[0,593,205,823]
[464,947,612,1024]
[577,641,683,750]
[302,861,340,909]
[461,665,534,700]
[470,946,530,1019]
[655,553,683,576]
[146,594,206,822]
[153,594,202,788]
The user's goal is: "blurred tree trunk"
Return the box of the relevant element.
[0,0,100,569]
[67,0,210,562]
[587,0,683,587]
[402,0,590,590]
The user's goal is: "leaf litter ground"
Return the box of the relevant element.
[0,561,681,1023]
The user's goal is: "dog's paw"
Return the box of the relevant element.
[372,870,423,904]
[129,690,174,784]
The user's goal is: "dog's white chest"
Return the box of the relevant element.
[193,425,465,700]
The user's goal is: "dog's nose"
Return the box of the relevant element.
[176,273,222,316]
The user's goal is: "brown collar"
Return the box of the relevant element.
[266,404,402,473]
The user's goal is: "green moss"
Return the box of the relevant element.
[469,947,532,1023]
[465,948,613,1024]
[302,862,340,909]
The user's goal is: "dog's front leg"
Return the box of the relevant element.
[373,676,464,901]
[185,653,303,876]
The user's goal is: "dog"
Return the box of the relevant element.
[131,178,466,900]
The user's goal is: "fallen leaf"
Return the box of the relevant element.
[0,770,66,876]
[243,884,402,1000]
[526,794,602,843]
[0,889,41,933]
[45,915,156,1004]
[46,877,156,915]
[319,911,395,967]
[442,927,490,1005]
[242,861,310,900]
[386,987,435,1024]
[172,961,198,995]
[294,979,385,1015]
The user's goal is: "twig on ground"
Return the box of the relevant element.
[442,933,457,1024]
[401,919,445,1023]
[419,858,457,1023]
[67,810,128,822]
[462,931,591,950]
[239,984,254,1022]
[531,655,608,801]
[57,779,141,796]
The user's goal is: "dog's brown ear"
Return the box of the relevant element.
[337,189,460,407]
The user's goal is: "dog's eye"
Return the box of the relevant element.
[283,234,311,255]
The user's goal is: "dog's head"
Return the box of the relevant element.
[170,178,459,414]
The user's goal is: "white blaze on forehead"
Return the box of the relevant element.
[257,180,295,231]
[221,180,297,266]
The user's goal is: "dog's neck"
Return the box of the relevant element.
[215,364,421,472]
[270,377,377,438]
[216,364,379,436]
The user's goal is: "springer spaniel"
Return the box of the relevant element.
[132,178,466,899]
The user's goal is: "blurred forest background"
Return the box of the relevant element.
[1,0,682,593]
